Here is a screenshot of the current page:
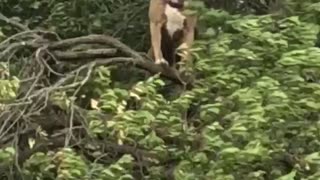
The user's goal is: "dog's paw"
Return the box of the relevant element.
[155,58,168,65]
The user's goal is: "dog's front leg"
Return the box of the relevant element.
[150,22,168,65]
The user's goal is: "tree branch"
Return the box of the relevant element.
[48,34,187,85]
[52,48,117,60]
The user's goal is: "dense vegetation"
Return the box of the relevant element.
[0,0,319,179]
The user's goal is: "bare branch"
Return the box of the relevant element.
[0,30,190,170]
[48,34,187,84]
[52,48,117,60]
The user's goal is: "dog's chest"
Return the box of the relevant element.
[164,4,185,37]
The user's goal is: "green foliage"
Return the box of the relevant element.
[23,149,134,180]
[23,152,56,179]
[183,2,320,179]
[0,63,19,102]
[0,147,15,165]
[0,0,149,50]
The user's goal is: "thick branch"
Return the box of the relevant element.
[49,34,187,84]
[52,48,117,60]
[0,31,189,84]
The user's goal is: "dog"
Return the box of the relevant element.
[148,0,197,68]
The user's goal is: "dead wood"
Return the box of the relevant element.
[52,48,118,60]
[0,20,190,173]
[0,11,195,178]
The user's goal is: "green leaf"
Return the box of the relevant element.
[305,152,320,165]
[275,170,296,180]
[220,147,240,155]
[192,153,208,163]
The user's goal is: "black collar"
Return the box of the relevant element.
[167,1,184,9]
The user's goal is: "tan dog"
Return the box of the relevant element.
[148,0,197,68]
